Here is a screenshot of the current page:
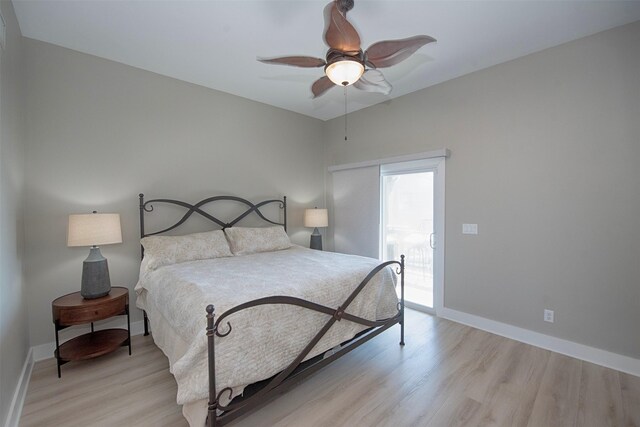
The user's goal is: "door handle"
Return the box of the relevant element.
[429,233,435,249]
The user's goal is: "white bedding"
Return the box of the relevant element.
[135,245,399,424]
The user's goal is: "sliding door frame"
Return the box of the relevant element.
[379,158,445,315]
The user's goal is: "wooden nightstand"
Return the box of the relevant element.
[52,286,131,377]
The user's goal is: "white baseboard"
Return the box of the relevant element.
[3,348,34,427]
[5,320,146,427]
[440,307,640,377]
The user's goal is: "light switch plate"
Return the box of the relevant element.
[462,224,478,235]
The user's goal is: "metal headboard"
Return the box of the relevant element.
[138,193,287,259]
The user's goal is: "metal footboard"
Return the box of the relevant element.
[205,255,405,426]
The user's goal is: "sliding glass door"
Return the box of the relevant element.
[381,161,437,312]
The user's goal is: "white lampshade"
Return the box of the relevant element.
[325,60,364,86]
[304,208,328,228]
[67,213,123,247]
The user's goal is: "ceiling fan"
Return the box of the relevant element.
[258,0,436,98]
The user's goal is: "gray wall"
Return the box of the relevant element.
[0,0,27,424]
[324,21,640,359]
[23,38,325,346]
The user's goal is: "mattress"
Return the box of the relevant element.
[135,245,399,426]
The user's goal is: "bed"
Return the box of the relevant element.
[135,194,405,426]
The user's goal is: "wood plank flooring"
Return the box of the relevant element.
[20,310,640,426]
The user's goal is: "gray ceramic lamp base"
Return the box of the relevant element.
[310,228,323,251]
[81,246,111,299]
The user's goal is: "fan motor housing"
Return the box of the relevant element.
[325,49,364,67]
[336,0,355,14]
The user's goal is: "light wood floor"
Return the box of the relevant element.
[21,310,640,427]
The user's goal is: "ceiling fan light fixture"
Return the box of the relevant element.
[325,59,364,86]
[258,1,436,98]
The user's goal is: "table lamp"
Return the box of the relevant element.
[304,208,328,250]
[67,212,122,299]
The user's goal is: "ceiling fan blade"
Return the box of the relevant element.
[353,69,392,95]
[365,35,436,68]
[258,56,326,68]
[311,76,335,98]
[323,1,361,54]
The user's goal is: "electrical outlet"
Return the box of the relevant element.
[544,309,554,323]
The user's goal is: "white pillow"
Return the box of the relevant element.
[224,226,291,255]
[141,230,232,270]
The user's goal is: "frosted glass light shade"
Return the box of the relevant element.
[304,208,328,228]
[68,213,122,247]
[325,60,364,86]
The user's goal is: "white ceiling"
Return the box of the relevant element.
[13,1,640,121]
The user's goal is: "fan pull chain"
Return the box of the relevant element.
[344,85,348,141]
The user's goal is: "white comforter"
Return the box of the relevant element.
[135,246,399,407]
